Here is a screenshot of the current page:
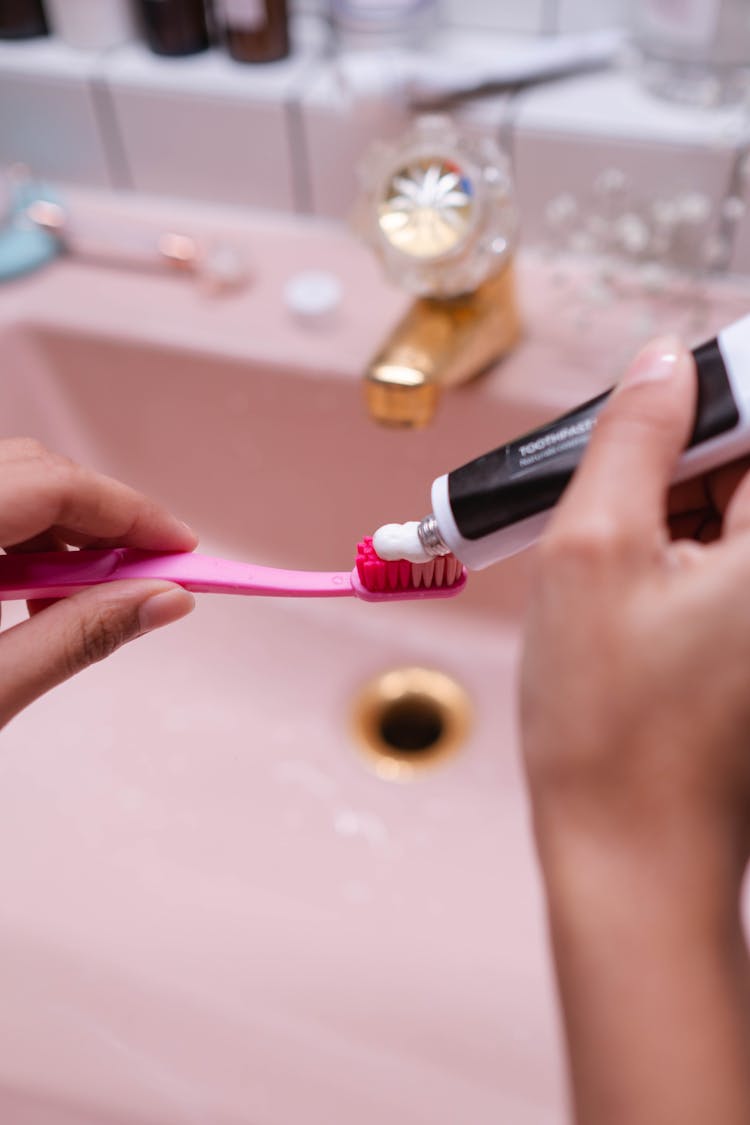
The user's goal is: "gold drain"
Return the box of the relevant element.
[352,667,472,781]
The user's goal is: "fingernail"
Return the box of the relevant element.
[616,336,686,393]
[177,519,199,543]
[138,587,195,633]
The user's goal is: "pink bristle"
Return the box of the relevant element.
[355,538,464,594]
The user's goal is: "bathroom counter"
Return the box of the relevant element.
[3,192,750,428]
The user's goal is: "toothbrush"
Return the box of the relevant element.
[0,539,466,604]
[23,196,247,293]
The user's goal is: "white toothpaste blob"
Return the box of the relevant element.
[372,522,430,563]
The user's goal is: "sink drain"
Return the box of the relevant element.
[352,667,471,781]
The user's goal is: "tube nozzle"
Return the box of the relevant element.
[417,515,450,559]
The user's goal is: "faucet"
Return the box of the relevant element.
[364,262,520,426]
[355,116,521,427]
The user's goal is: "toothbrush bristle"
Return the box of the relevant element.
[355,537,463,594]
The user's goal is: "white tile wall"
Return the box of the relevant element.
[299,62,411,219]
[730,221,750,272]
[727,151,750,273]
[511,70,743,245]
[557,0,626,32]
[0,39,113,187]
[2,15,750,272]
[104,16,326,210]
[105,45,298,209]
[112,90,293,208]
[439,0,548,34]
[514,130,735,247]
[438,0,626,33]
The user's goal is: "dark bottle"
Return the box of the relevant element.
[138,0,210,56]
[215,0,289,63]
[0,0,48,38]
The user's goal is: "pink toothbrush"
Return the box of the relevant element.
[0,538,466,604]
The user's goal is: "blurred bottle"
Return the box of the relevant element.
[45,0,135,49]
[331,0,438,49]
[630,0,750,106]
[0,0,48,38]
[213,0,289,62]
[138,0,210,55]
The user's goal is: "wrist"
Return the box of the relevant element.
[538,814,750,1125]
[532,799,748,945]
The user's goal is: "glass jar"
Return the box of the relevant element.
[0,0,48,39]
[138,0,210,56]
[213,0,289,63]
[630,0,750,106]
[45,0,135,49]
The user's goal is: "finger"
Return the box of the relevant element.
[706,458,750,517]
[0,439,198,552]
[552,338,696,553]
[720,469,750,539]
[667,539,707,571]
[668,459,750,521]
[0,580,195,729]
[696,531,750,629]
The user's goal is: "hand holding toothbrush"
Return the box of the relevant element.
[521,338,750,1125]
[0,438,196,730]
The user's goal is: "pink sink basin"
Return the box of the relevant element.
[1,206,749,1125]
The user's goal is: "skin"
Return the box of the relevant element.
[521,337,750,1125]
[0,437,196,730]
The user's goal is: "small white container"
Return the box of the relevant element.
[46,0,136,50]
[283,270,342,328]
[331,0,438,49]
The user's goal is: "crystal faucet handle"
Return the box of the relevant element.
[353,114,517,298]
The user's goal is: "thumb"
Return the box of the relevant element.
[0,580,195,728]
[554,336,696,550]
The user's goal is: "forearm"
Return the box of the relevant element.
[537,819,750,1125]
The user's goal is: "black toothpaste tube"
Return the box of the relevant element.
[428,313,750,569]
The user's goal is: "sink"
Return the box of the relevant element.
[1,205,749,1125]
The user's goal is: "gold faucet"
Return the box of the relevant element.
[356,116,521,428]
[365,261,521,427]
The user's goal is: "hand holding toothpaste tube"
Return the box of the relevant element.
[521,337,750,1125]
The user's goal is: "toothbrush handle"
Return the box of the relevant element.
[0,549,354,601]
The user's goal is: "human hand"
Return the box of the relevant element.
[0,438,196,730]
[669,455,750,543]
[522,336,750,880]
[520,338,750,1125]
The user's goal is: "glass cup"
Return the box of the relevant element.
[630,0,750,107]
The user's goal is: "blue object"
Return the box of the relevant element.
[0,180,62,283]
